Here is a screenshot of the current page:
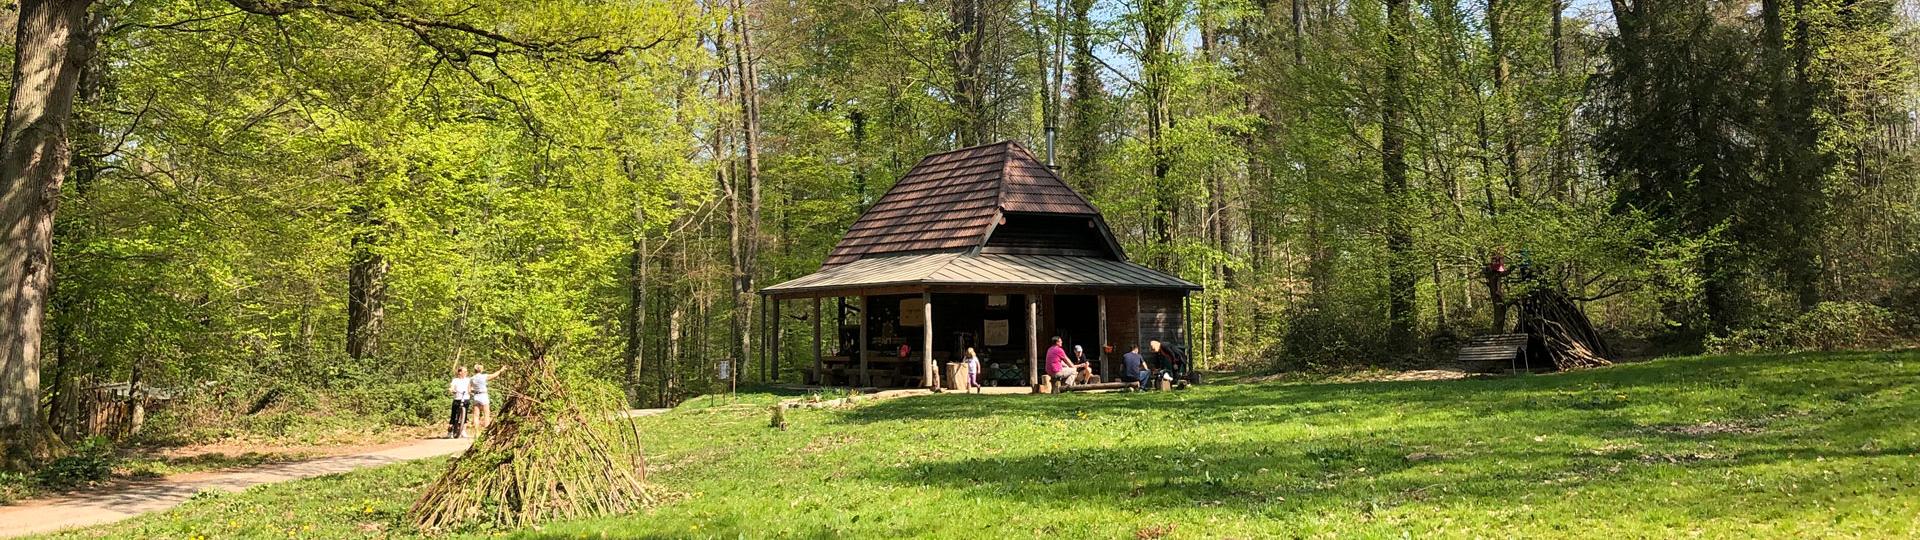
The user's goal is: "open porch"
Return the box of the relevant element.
[759,252,1199,391]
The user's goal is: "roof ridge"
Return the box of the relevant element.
[917,140,1016,161]
[998,142,1101,214]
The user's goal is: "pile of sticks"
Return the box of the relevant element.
[409,352,654,531]
[1515,287,1614,370]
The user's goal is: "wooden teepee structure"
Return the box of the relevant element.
[409,342,653,531]
[1513,287,1613,370]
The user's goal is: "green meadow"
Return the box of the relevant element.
[43,351,1920,539]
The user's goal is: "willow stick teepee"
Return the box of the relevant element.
[409,338,654,531]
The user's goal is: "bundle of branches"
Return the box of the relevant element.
[409,343,653,531]
[1514,287,1614,370]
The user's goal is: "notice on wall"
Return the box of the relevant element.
[900,298,926,326]
[983,319,1009,346]
[987,294,1008,308]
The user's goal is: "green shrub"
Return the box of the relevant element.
[35,436,118,489]
[1706,302,1911,353]
[1280,303,1394,370]
[0,471,35,503]
[340,381,444,425]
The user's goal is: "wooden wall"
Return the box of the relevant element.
[1105,294,1140,354]
[1138,293,1185,347]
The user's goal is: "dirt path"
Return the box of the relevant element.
[0,408,670,539]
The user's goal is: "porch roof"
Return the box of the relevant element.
[759,252,1200,299]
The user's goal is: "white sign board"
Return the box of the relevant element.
[983,319,1009,346]
[900,298,926,326]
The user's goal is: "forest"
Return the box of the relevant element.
[0,0,1915,463]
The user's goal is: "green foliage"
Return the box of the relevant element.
[26,0,1920,448]
[33,437,117,490]
[126,378,444,447]
[339,382,448,426]
[0,471,33,504]
[1706,302,1915,354]
[1279,301,1390,370]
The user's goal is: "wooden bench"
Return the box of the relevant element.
[1457,333,1530,373]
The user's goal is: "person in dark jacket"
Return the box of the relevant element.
[1120,345,1150,390]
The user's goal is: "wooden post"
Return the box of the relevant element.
[758,295,769,382]
[1097,294,1109,380]
[812,297,822,385]
[1027,294,1040,388]
[922,291,935,390]
[1181,294,1193,369]
[772,298,782,382]
[858,295,870,387]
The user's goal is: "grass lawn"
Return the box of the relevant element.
[39,351,1920,539]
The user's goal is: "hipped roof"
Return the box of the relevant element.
[759,252,1200,298]
[761,141,1199,299]
[824,141,1104,266]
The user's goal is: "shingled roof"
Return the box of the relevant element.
[823,141,1100,266]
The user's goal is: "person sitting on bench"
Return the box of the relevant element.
[1120,344,1150,390]
[1072,345,1100,383]
[1046,337,1083,386]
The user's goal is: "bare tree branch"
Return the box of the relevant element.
[221,0,684,65]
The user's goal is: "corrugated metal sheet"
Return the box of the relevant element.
[762,253,1200,296]
[822,141,1100,266]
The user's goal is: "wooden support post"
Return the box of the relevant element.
[1182,294,1194,369]
[772,298,782,382]
[922,291,935,390]
[812,297,822,385]
[858,296,870,387]
[1027,294,1040,389]
[758,295,768,383]
[1097,294,1109,380]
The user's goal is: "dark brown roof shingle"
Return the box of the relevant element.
[824,141,1097,266]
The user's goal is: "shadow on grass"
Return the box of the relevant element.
[835,351,1920,523]
[831,351,1919,427]
[860,436,1918,523]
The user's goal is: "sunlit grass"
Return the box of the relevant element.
[41,351,1920,539]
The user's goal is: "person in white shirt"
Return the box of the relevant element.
[468,363,509,433]
[448,367,472,439]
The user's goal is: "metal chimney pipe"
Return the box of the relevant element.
[1045,126,1057,169]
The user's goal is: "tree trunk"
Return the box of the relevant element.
[1548,0,1572,201]
[735,0,763,374]
[726,0,763,384]
[622,231,647,408]
[950,0,989,146]
[1,0,92,468]
[1141,0,1175,269]
[345,202,387,362]
[1488,0,1521,197]
[1382,0,1418,352]
[1064,0,1103,188]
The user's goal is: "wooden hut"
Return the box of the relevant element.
[759,141,1201,390]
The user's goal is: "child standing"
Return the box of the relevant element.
[963,347,982,393]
